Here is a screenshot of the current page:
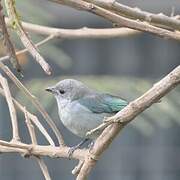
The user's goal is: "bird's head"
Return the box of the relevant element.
[45,79,90,102]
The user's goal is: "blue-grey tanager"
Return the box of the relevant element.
[46,79,128,153]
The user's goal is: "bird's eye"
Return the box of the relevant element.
[59,89,65,94]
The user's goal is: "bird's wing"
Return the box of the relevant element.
[78,93,128,114]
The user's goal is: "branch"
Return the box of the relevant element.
[0,62,65,146]
[0,140,87,160]
[5,17,140,39]
[0,74,20,142]
[0,66,179,180]
[36,158,52,180]
[77,65,180,179]
[0,1,179,179]
[84,0,180,31]
[51,0,180,40]
[0,79,86,175]
[25,109,52,180]
[4,0,52,75]
[0,87,55,146]
[0,1,21,71]
[25,110,37,144]
[0,84,56,147]
[0,35,54,63]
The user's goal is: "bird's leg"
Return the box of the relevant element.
[68,138,89,159]
[88,140,95,151]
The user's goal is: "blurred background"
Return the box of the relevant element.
[0,0,180,179]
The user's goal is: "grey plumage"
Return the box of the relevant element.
[46,79,128,139]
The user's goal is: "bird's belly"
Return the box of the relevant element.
[59,102,108,139]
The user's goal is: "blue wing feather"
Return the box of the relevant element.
[78,93,128,113]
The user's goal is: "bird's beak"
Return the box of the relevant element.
[45,86,56,94]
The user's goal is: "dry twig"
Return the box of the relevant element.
[0,1,21,71]
[4,0,52,74]
[0,35,54,62]
[0,88,55,146]
[5,17,140,39]
[36,158,52,180]
[0,62,65,146]
[0,73,20,141]
[25,109,52,180]
[84,0,180,31]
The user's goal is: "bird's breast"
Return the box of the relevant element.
[58,101,106,139]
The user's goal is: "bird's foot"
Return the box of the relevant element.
[103,116,110,122]
[88,141,95,152]
[68,146,78,159]
[68,138,89,159]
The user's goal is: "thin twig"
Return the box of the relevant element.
[72,160,84,176]
[25,109,52,180]
[25,109,37,144]
[0,87,55,146]
[0,35,54,62]
[0,1,21,71]
[4,0,52,74]
[36,158,52,180]
[0,63,65,146]
[0,73,20,141]
[5,17,140,39]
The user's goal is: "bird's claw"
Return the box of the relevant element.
[88,141,94,151]
[68,138,89,159]
[103,116,110,122]
[68,146,77,159]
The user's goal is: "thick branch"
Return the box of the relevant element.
[51,0,180,40]
[0,140,87,160]
[77,65,180,179]
[84,0,180,31]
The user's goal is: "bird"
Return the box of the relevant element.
[45,79,128,155]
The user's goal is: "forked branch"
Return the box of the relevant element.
[51,0,180,40]
[4,0,52,74]
[0,65,179,180]
[0,1,179,180]
[76,65,180,180]
[0,62,65,146]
